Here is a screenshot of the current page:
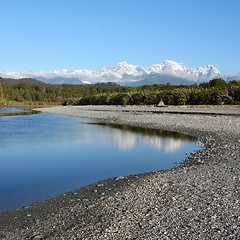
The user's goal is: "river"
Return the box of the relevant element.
[0,108,200,212]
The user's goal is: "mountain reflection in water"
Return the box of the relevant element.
[86,123,197,152]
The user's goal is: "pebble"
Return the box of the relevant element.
[115,176,125,180]
[0,105,239,240]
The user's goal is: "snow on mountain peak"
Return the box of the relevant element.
[117,61,130,66]
[146,60,188,75]
[195,64,221,77]
[95,61,146,78]
[163,59,184,67]
[115,61,138,73]
[0,60,226,85]
[162,60,188,72]
[206,65,221,74]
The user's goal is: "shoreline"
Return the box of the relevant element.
[0,106,239,239]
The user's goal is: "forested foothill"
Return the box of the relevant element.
[0,77,239,106]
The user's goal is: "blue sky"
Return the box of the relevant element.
[0,0,239,73]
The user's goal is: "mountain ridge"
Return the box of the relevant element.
[1,60,239,85]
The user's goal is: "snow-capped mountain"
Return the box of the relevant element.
[145,60,222,80]
[95,61,148,77]
[0,60,237,85]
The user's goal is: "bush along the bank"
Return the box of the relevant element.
[75,79,240,106]
[1,77,240,106]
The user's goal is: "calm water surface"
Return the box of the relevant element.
[0,108,201,212]
[0,107,38,117]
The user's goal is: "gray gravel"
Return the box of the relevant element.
[0,105,239,240]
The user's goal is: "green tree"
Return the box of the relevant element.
[209,78,227,88]
[0,77,4,100]
[131,92,144,105]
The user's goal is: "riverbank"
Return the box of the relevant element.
[0,105,239,239]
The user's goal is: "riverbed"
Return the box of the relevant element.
[0,105,239,239]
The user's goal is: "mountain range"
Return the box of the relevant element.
[1,60,239,86]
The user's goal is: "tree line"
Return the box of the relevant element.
[0,77,240,106]
[74,78,240,106]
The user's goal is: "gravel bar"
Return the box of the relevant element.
[0,105,239,240]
